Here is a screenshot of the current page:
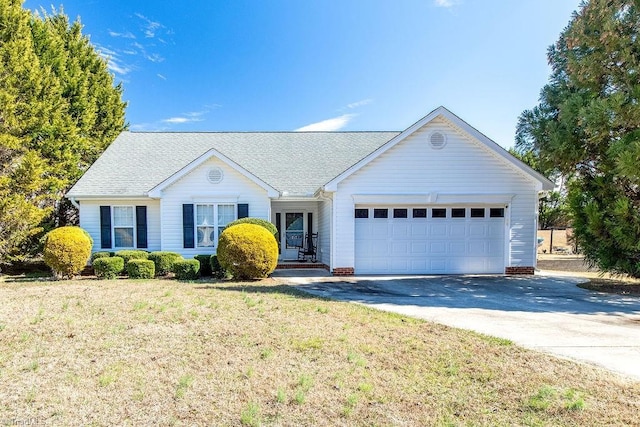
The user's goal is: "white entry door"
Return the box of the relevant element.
[354,206,505,274]
[281,212,304,260]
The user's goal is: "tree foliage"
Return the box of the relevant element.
[0,0,126,264]
[516,0,640,276]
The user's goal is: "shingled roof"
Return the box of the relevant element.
[67,131,400,198]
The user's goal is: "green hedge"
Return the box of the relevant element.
[148,251,183,276]
[225,217,278,238]
[172,259,200,280]
[210,255,227,279]
[43,226,93,279]
[194,254,212,276]
[115,250,149,266]
[93,257,124,280]
[90,251,111,263]
[126,259,155,279]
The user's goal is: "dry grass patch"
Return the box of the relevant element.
[0,276,639,425]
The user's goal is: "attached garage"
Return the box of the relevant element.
[354,206,506,274]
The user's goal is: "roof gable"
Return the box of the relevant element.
[323,106,554,192]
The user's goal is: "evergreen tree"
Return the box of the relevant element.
[516,0,640,276]
[0,0,126,264]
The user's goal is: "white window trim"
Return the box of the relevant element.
[112,205,136,249]
[194,202,237,249]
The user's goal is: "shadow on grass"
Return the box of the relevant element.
[194,282,329,301]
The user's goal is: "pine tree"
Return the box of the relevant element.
[517,0,640,276]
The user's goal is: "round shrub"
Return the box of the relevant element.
[225,217,278,238]
[43,226,93,279]
[194,254,212,276]
[172,259,200,280]
[126,259,155,279]
[148,251,183,276]
[210,254,227,279]
[115,250,149,266]
[90,251,111,263]
[217,224,278,280]
[93,256,124,280]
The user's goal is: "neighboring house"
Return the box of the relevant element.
[67,106,554,276]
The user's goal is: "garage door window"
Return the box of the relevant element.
[355,208,369,218]
[413,208,427,218]
[432,208,447,218]
[490,208,505,218]
[393,209,408,218]
[374,209,388,218]
[452,208,466,218]
[471,208,485,218]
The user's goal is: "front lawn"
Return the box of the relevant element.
[0,277,638,425]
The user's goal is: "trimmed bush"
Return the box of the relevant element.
[43,226,93,279]
[217,224,278,280]
[195,255,212,276]
[172,259,200,280]
[210,255,227,279]
[225,217,278,239]
[115,250,148,266]
[126,259,155,279]
[93,257,124,279]
[90,251,111,263]
[148,251,183,276]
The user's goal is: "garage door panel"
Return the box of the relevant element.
[355,206,505,274]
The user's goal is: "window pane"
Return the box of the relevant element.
[114,228,133,247]
[113,206,134,227]
[373,209,388,218]
[490,208,505,218]
[452,208,466,218]
[218,204,235,226]
[413,208,427,218]
[286,213,303,231]
[471,208,485,218]
[354,208,369,218]
[197,226,215,247]
[196,204,214,226]
[432,208,447,218]
[393,208,408,218]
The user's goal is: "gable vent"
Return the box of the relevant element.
[429,131,446,149]
[207,167,223,184]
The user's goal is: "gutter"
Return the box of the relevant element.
[69,197,80,210]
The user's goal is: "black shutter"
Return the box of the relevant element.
[100,206,112,249]
[183,204,195,248]
[136,206,148,249]
[307,212,313,250]
[275,212,282,254]
[238,203,249,219]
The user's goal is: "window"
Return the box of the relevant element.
[452,208,466,218]
[490,208,505,218]
[471,208,485,218]
[393,208,408,218]
[432,208,447,218]
[373,208,388,219]
[413,208,427,218]
[113,206,134,248]
[196,203,236,248]
[354,208,369,218]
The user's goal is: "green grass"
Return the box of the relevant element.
[0,277,637,426]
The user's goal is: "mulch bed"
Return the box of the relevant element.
[578,279,640,296]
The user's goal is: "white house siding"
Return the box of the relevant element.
[318,198,332,267]
[78,198,161,253]
[271,200,319,261]
[160,156,271,258]
[333,118,539,272]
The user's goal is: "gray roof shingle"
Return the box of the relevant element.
[67,131,400,198]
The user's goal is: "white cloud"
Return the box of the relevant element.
[135,13,163,38]
[157,73,167,80]
[295,114,355,132]
[346,99,373,109]
[434,0,459,7]
[96,45,133,76]
[108,30,136,39]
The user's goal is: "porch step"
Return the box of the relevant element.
[276,262,328,270]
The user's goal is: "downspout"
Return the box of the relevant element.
[69,197,80,210]
[317,190,334,271]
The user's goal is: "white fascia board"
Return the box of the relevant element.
[433,193,516,205]
[66,195,151,200]
[147,148,279,198]
[352,194,431,205]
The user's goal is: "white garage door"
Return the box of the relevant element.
[355,206,505,274]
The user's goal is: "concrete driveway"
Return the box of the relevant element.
[274,270,640,381]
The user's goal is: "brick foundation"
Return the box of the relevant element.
[505,266,535,275]
[332,267,355,276]
[276,263,329,271]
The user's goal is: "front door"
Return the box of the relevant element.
[282,212,304,260]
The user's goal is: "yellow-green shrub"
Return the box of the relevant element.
[43,226,93,279]
[217,223,278,280]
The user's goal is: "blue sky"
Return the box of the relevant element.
[26,0,581,148]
